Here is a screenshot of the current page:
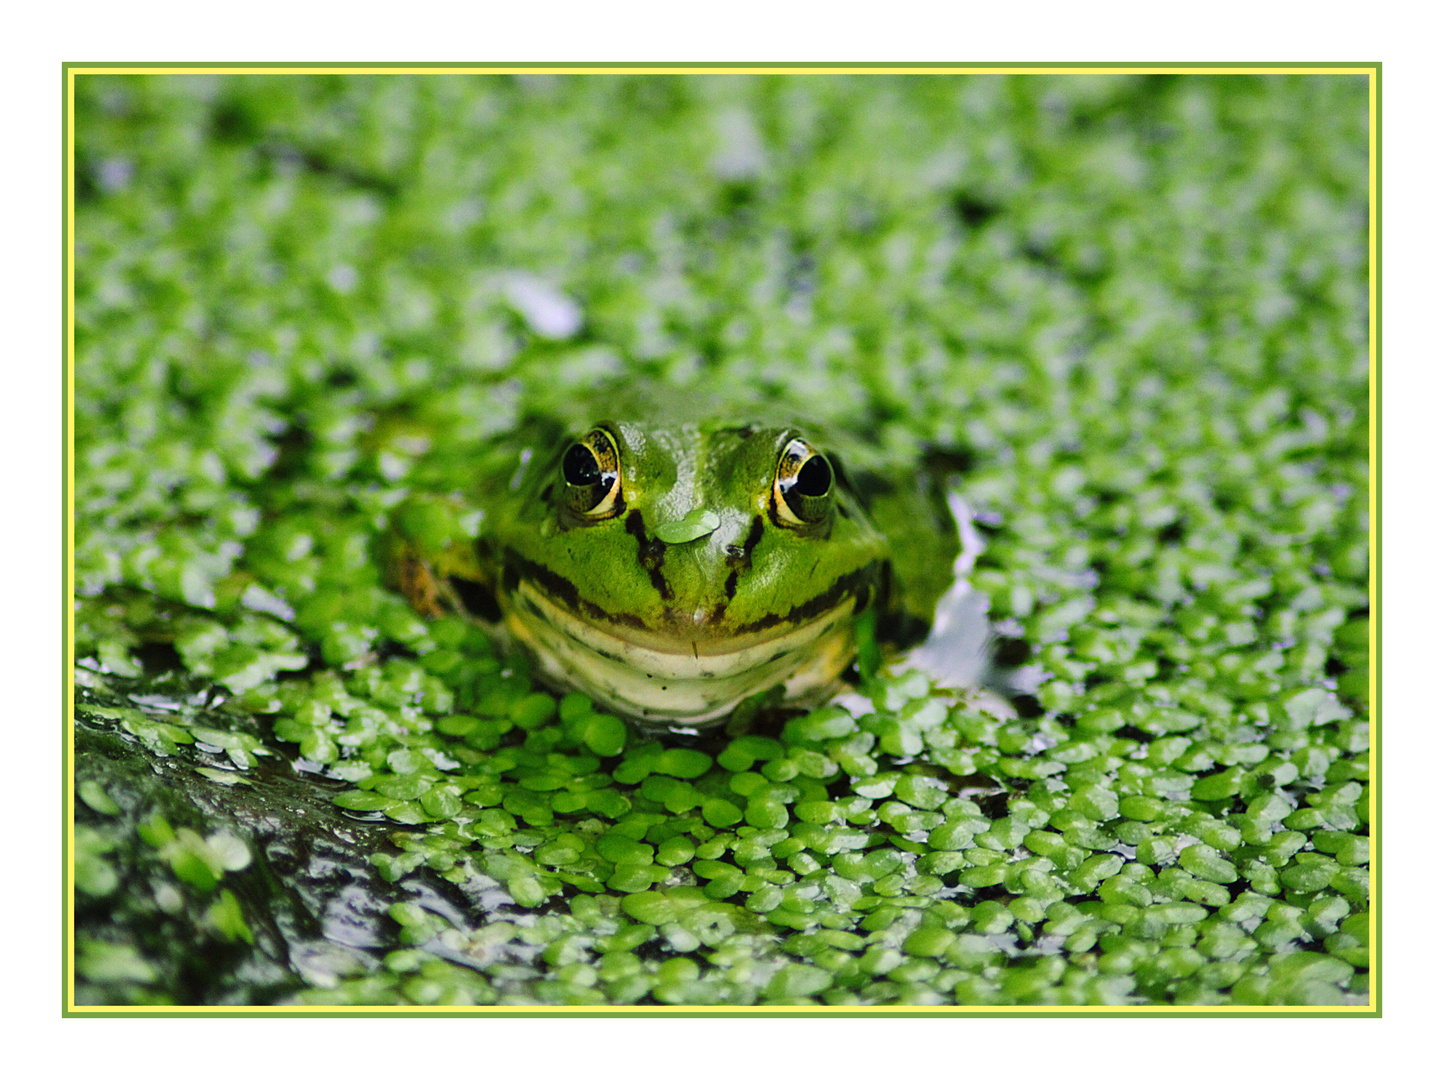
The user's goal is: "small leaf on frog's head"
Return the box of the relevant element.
[654,509,721,545]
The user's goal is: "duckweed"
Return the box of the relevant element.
[72,70,1370,1010]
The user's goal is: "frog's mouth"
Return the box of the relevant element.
[501,579,867,728]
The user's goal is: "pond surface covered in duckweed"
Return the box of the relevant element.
[71,71,1371,1009]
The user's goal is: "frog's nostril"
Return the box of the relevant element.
[654,508,721,545]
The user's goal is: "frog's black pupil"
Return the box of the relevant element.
[795,454,832,497]
[564,443,602,487]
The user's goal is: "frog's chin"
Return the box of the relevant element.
[503,580,859,728]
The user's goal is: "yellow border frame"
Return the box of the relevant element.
[62,62,1381,1018]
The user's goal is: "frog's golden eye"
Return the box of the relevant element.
[561,428,622,518]
[773,438,834,527]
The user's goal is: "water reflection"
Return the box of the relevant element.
[904,489,995,690]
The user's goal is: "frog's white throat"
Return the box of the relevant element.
[503,580,858,729]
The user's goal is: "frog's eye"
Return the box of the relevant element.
[773,438,834,527]
[561,428,622,518]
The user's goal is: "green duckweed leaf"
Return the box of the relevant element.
[653,509,721,545]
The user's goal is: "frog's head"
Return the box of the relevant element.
[492,421,889,728]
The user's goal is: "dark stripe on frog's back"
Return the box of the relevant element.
[499,543,884,638]
[499,548,650,630]
[722,514,767,602]
[729,559,884,635]
[625,508,672,601]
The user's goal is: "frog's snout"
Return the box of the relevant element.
[652,508,722,545]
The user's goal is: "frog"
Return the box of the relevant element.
[386,411,964,733]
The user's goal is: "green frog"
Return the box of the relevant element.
[387,413,963,733]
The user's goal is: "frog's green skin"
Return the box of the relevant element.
[396,416,957,732]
